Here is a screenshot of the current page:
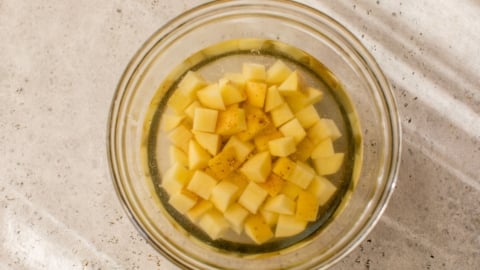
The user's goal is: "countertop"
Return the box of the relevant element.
[1,0,479,269]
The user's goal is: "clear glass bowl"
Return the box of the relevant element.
[107,1,401,269]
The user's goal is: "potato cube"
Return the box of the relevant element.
[224,72,246,89]
[294,105,320,129]
[253,123,284,151]
[198,209,230,240]
[296,191,320,221]
[196,83,226,110]
[238,182,269,214]
[308,118,342,144]
[216,107,247,135]
[264,85,285,112]
[313,153,344,176]
[186,200,213,222]
[270,103,294,127]
[168,91,195,114]
[311,138,335,159]
[168,190,198,214]
[281,182,303,200]
[244,214,273,244]
[162,163,192,195]
[268,136,296,157]
[243,62,266,82]
[259,209,279,226]
[210,181,239,212]
[307,175,337,206]
[303,87,324,105]
[177,71,207,97]
[187,170,218,199]
[286,161,315,189]
[167,124,192,153]
[223,136,254,162]
[258,173,285,197]
[266,60,292,84]
[207,147,242,180]
[275,215,307,238]
[237,106,270,141]
[193,107,218,133]
[279,118,306,144]
[168,145,188,167]
[289,137,314,161]
[162,114,185,132]
[227,172,249,193]
[278,71,304,96]
[224,204,250,234]
[245,81,267,108]
[272,157,296,180]
[263,194,296,215]
[193,131,221,156]
[284,92,307,113]
[219,78,246,106]
[185,100,201,120]
[240,152,272,183]
[188,139,211,170]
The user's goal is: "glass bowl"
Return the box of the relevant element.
[107,0,401,269]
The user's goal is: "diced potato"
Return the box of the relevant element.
[264,85,285,112]
[219,78,246,106]
[227,172,249,193]
[296,191,320,221]
[169,145,188,167]
[312,153,344,176]
[177,71,208,97]
[266,60,292,84]
[278,71,304,96]
[168,91,195,114]
[210,181,239,212]
[196,83,226,110]
[162,163,192,195]
[207,147,242,180]
[187,170,218,200]
[263,194,296,215]
[193,131,221,156]
[188,139,211,170]
[162,114,185,132]
[185,100,201,120]
[302,87,324,106]
[243,62,266,82]
[284,87,323,113]
[286,161,315,189]
[193,107,218,133]
[168,190,198,214]
[167,124,192,153]
[272,157,296,180]
[239,152,272,183]
[307,118,342,144]
[253,123,284,151]
[294,105,320,129]
[307,175,337,206]
[281,182,303,200]
[270,103,294,127]
[224,204,250,234]
[244,214,273,244]
[289,137,314,161]
[198,209,230,240]
[259,209,279,226]
[224,72,246,89]
[238,182,269,214]
[216,107,247,135]
[258,173,286,196]
[279,118,306,144]
[245,81,267,108]
[236,106,270,141]
[311,138,335,159]
[223,136,254,162]
[268,136,296,157]
[186,200,213,222]
[275,215,307,238]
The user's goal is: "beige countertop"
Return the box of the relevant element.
[1,0,479,269]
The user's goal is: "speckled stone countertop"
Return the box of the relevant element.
[1,0,479,269]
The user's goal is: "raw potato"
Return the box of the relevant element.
[162,62,344,244]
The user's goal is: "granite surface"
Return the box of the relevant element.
[0,0,479,269]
